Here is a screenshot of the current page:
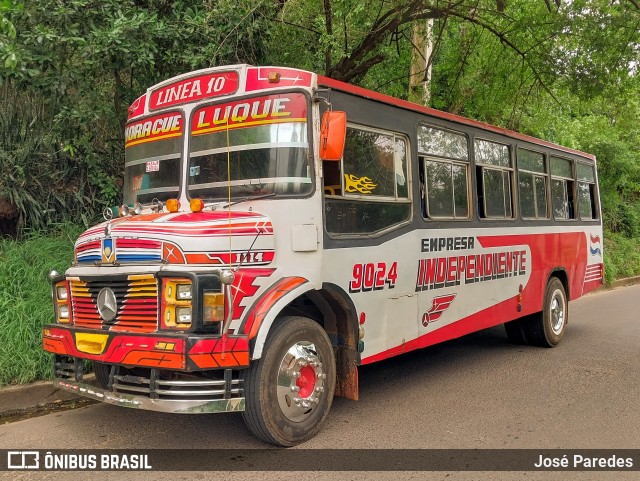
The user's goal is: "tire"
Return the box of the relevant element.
[242,316,336,446]
[521,278,568,347]
[93,362,111,389]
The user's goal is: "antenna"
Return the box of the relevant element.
[220,114,235,349]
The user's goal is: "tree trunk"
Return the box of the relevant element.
[408,19,433,106]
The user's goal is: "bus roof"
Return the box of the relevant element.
[318,76,596,162]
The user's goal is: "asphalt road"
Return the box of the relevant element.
[1,284,639,480]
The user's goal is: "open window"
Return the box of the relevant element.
[576,162,598,220]
[550,156,575,220]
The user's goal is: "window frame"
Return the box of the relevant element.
[422,157,471,220]
[417,124,471,221]
[517,148,549,220]
[185,89,316,202]
[474,138,515,220]
[124,109,185,205]
[576,161,599,221]
[328,123,412,203]
[550,155,576,221]
[323,123,413,238]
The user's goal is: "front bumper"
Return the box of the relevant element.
[53,354,245,414]
[43,325,250,371]
[54,375,245,414]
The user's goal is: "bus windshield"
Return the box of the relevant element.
[187,92,312,200]
[123,111,183,205]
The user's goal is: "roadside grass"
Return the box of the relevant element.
[0,224,82,387]
[603,230,640,285]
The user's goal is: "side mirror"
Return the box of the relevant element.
[320,111,347,161]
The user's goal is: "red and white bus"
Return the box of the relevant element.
[43,64,603,446]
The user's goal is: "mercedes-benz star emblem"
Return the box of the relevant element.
[97,287,118,322]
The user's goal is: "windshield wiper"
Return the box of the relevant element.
[222,192,276,209]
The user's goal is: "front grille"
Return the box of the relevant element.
[69,275,158,332]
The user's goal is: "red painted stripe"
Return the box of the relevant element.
[116,238,162,249]
[76,241,101,252]
[362,294,519,365]
[365,231,593,364]
[242,276,309,338]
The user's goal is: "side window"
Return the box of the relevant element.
[417,125,470,219]
[324,125,411,235]
[342,129,408,199]
[577,162,598,220]
[475,139,513,219]
[550,156,575,220]
[517,149,548,219]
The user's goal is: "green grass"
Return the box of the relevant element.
[603,230,640,285]
[0,224,82,386]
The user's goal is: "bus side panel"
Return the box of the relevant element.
[355,229,592,365]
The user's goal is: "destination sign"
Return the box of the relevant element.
[149,71,239,110]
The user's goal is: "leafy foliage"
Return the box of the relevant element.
[1,0,639,269]
[0,0,273,235]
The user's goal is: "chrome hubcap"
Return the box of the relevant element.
[550,289,565,335]
[276,341,326,422]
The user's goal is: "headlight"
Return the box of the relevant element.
[161,278,193,330]
[53,281,72,324]
[58,304,69,319]
[176,284,192,300]
[56,285,68,301]
[176,307,192,324]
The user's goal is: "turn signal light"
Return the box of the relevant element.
[267,71,281,83]
[203,292,224,324]
[190,198,204,213]
[166,198,180,213]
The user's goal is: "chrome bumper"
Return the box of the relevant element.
[54,378,245,414]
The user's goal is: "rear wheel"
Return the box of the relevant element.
[242,316,336,446]
[530,277,568,347]
[505,278,567,348]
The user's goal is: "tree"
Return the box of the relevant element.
[269,1,639,110]
[0,0,273,235]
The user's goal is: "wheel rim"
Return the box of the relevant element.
[276,341,327,422]
[550,289,565,335]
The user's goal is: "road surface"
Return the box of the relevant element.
[1,284,639,480]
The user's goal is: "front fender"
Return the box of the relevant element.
[238,276,313,359]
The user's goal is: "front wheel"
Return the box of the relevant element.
[242,316,336,446]
[93,362,111,388]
